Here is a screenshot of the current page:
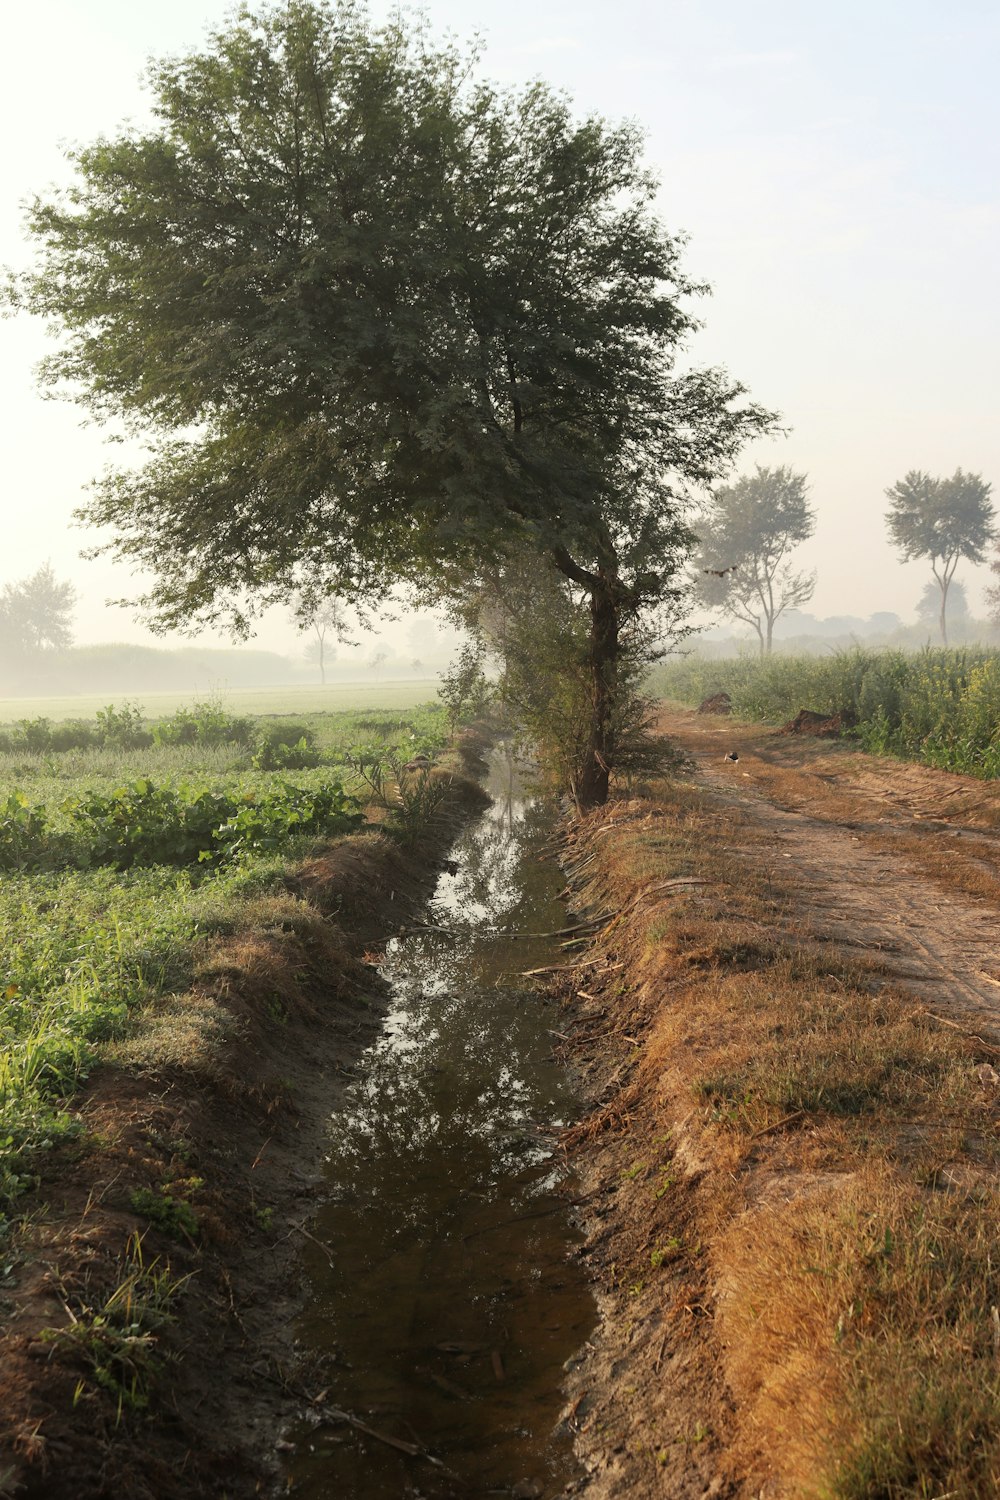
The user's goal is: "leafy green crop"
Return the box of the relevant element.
[0,793,50,868]
[62,777,362,869]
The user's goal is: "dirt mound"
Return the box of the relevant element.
[697,692,732,715]
[779,708,843,737]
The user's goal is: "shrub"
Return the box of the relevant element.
[151,699,254,748]
[50,718,99,752]
[95,702,153,750]
[0,793,50,868]
[250,721,320,770]
[251,736,321,771]
[63,777,361,868]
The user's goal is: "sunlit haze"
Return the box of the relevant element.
[3,0,998,659]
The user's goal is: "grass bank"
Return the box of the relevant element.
[555,774,1000,1497]
[652,645,1000,777]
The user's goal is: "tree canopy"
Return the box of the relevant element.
[885,469,994,644]
[693,466,814,654]
[14,0,774,802]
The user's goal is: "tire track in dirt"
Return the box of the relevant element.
[665,709,1000,1047]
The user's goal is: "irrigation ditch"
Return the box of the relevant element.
[0,734,498,1498]
[0,729,652,1500]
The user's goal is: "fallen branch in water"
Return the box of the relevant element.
[318,1406,457,1475]
[462,1203,569,1241]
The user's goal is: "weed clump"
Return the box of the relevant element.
[129,1186,200,1240]
[40,1233,187,1414]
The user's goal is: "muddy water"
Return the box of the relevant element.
[285,751,595,1498]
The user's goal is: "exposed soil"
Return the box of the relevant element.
[778,708,844,737]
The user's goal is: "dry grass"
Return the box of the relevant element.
[719,1174,1000,1497]
[560,768,1000,1497]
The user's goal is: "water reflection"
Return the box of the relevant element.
[286,750,594,1498]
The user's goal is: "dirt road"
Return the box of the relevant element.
[661,706,1000,1047]
[560,713,1000,1498]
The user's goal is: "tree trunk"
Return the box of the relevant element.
[575,576,619,810]
[939,577,949,646]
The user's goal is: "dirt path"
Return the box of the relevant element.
[662,707,1000,1047]
[559,713,1000,1498]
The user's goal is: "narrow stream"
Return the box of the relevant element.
[285,749,595,1497]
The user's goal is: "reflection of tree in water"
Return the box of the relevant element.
[326,758,566,1244]
[434,766,550,932]
[291,749,592,1500]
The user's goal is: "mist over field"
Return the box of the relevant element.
[3,0,999,673]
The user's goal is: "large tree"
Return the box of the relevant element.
[885,469,994,645]
[693,466,815,655]
[14,0,773,805]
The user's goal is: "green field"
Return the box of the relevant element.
[0,678,440,724]
[0,694,450,1222]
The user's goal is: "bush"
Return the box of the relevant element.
[0,794,50,868]
[50,719,99,752]
[151,699,254,748]
[95,702,153,750]
[250,722,320,770]
[0,718,97,755]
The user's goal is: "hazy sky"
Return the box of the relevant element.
[3,0,999,652]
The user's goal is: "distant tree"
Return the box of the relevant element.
[291,594,350,686]
[885,469,994,645]
[916,578,969,625]
[0,562,77,653]
[984,559,1000,629]
[693,466,815,656]
[868,611,903,636]
[367,650,388,678]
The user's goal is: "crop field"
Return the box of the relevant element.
[0,678,440,725]
[652,645,1000,777]
[0,695,448,1220]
